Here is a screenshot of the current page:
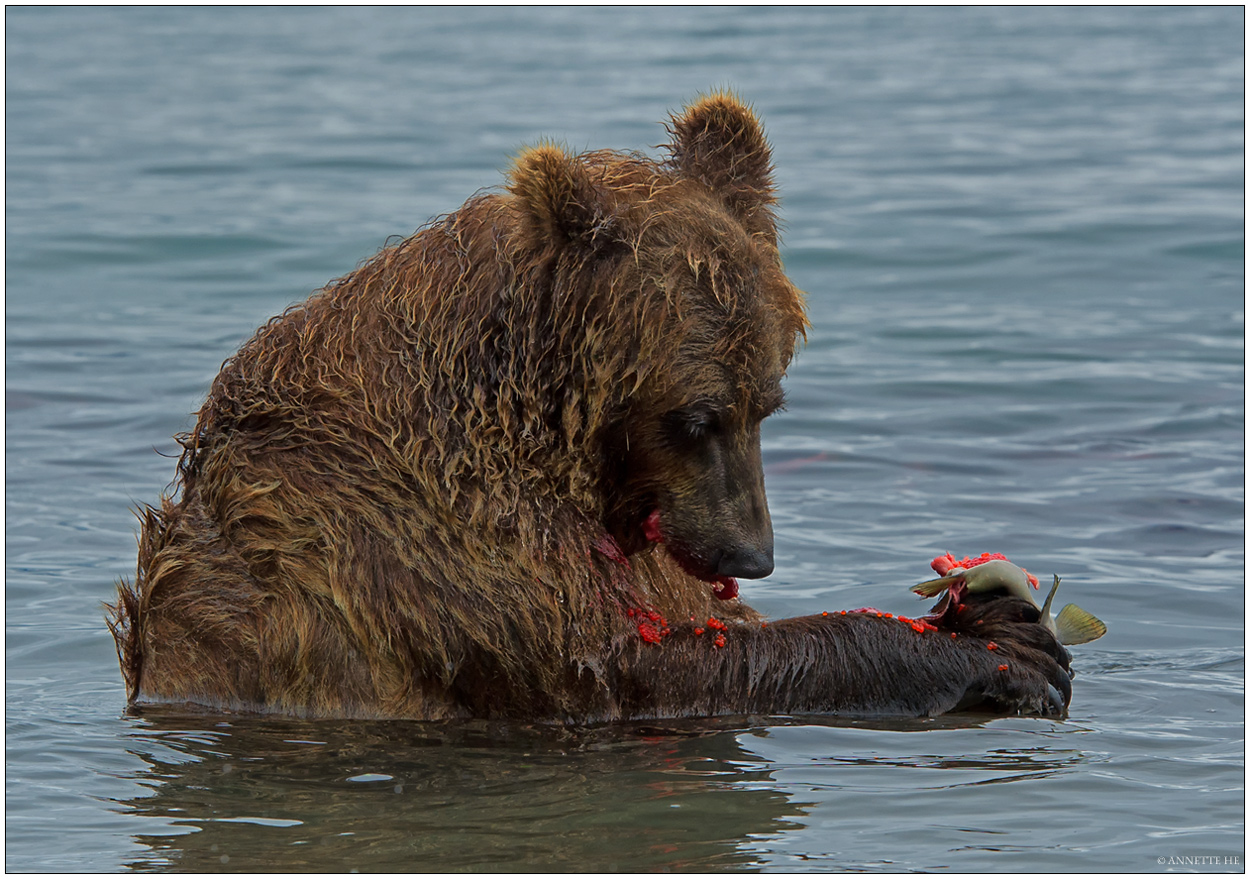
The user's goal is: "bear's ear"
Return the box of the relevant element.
[508,143,612,250]
[667,92,777,228]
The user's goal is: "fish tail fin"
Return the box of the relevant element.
[1055,604,1107,645]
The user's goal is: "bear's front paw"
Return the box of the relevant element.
[985,645,1072,716]
[942,592,1075,716]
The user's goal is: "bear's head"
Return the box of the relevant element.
[506,93,808,596]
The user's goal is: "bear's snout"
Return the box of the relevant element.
[717,541,774,580]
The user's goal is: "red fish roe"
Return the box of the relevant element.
[931,551,1009,576]
[707,617,727,632]
[930,551,1039,588]
[694,627,705,636]
[713,634,726,649]
[997,664,1009,672]
[628,607,670,644]
[986,641,999,651]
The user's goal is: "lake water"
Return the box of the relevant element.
[6,7,1244,872]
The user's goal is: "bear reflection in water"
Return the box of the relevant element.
[107,94,1072,721]
[117,712,1083,872]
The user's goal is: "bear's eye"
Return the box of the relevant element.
[663,407,721,443]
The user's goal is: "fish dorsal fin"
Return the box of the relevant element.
[1055,604,1107,645]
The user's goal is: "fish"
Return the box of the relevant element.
[912,558,1035,601]
[912,560,1106,646]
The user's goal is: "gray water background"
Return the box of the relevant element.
[5,7,1244,872]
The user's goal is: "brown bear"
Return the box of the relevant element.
[108,93,1072,722]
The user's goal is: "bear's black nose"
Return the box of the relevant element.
[718,544,774,580]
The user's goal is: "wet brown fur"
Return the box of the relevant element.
[108,94,1071,721]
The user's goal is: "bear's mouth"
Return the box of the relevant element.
[642,510,740,601]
